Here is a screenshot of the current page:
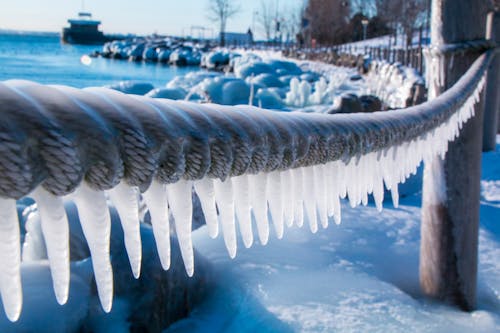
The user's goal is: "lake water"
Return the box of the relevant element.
[0,31,194,88]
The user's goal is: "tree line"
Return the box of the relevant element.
[207,0,499,47]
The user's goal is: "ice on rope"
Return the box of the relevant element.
[193,179,219,239]
[30,187,70,305]
[142,181,171,270]
[107,182,142,279]
[166,179,195,277]
[0,199,22,322]
[71,183,113,312]
[213,179,237,258]
[232,175,253,248]
[0,71,487,321]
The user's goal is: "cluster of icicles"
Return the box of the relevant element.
[0,74,486,322]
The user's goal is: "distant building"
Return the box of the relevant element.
[220,29,253,46]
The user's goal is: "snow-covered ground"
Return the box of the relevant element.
[166,137,500,333]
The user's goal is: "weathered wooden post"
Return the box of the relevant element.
[483,11,500,151]
[420,0,489,311]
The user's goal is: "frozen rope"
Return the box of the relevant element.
[0,49,495,321]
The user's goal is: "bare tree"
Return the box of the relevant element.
[304,0,351,45]
[375,0,426,47]
[257,0,275,41]
[207,0,241,46]
[281,3,303,44]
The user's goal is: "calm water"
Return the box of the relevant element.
[0,32,194,88]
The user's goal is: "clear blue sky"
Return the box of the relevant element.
[0,0,304,39]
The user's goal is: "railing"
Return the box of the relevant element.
[0,44,495,321]
[284,44,425,74]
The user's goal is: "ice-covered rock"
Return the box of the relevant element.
[106,81,155,95]
[146,87,187,100]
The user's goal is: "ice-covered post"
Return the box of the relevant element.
[420,0,489,311]
[483,11,500,151]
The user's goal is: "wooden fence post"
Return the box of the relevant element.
[483,11,500,151]
[420,0,489,311]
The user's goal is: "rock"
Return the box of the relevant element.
[255,88,284,109]
[336,93,363,114]
[146,88,187,100]
[350,74,362,81]
[250,73,285,88]
[359,95,383,113]
[107,81,155,95]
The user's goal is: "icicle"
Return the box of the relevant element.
[391,184,400,208]
[338,161,347,199]
[281,170,294,228]
[232,175,253,248]
[346,159,358,208]
[0,199,22,322]
[166,179,194,277]
[213,179,237,258]
[248,173,269,245]
[71,183,113,313]
[107,182,142,279]
[267,171,285,239]
[302,167,318,233]
[313,165,328,229]
[193,178,219,238]
[330,161,342,224]
[31,187,70,305]
[142,181,171,270]
[373,155,385,212]
[325,162,335,218]
[291,168,304,227]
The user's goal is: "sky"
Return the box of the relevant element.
[0,0,304,39]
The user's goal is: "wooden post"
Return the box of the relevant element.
[483,11,500,151]
[420,0,488,311]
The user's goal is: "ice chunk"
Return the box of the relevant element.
[166,179,194,276]
[71,183,113,312]
[107,182,142,279]
[142,181,171,270]
[0,199,22,322]
[31,187,70,305]
[214,179,237,258]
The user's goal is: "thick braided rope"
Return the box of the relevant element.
[425,39,497,57]
[0,50,494,200]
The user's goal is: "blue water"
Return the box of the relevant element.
[0,31,194,88]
